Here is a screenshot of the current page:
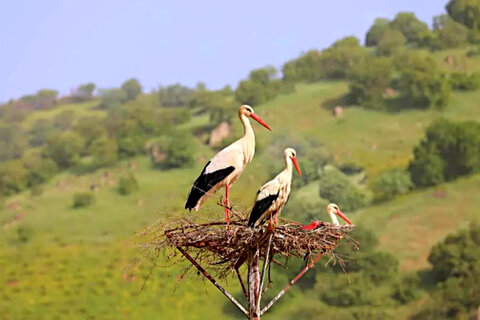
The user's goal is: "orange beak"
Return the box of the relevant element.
[336,210,353,225]
[250,113,272,131]
[292,156,302,176]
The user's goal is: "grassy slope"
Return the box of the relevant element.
[3,55,480,318]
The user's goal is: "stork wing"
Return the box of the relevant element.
[185,161,234,211]
[248,179,280,227]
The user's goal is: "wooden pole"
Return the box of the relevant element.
[248,245,261,320]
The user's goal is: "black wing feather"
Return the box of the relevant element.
[248,193,279,227]
[185,161,235,211]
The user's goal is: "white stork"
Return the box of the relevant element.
[247,148,302,228]
[301,203,353,230]
[185,105,271,225]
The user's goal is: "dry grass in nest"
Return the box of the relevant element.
[140,212,356,277]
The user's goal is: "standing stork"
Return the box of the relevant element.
[248,148,302,228]
[301,203,353,230]
[185,105,271,226]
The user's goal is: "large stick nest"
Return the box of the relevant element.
[140,212,355,276]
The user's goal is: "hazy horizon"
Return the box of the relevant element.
[1,0,449,102]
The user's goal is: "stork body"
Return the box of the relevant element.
[248,148,301,228]
[185,105,271,224]
[301,203,353,230]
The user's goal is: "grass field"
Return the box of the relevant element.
[3,55,480,318]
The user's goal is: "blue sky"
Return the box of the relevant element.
[0,0,449,102]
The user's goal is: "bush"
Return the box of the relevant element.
[118,173,138,195]
[392,273,422,304]
[158,84,193,107]
[98,88,128,109]
[319,168,369,212]
[72,192,94,208]
[449,71,480,90]
[394,51,451,110]
[44,131,86,169]
[89,136,118,167]
[373,168,412,201]
[365,18,391,46]
[0,160,27,196]
[121,78,142,101]
[163,130,196,168]
[376,29,405,56]
[347,56,393,109]
[409,119,480,187]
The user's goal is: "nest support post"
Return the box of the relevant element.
[248,245,261,319]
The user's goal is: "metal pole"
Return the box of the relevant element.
[260,251,325,316]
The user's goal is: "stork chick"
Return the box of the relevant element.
[301,203,353,230]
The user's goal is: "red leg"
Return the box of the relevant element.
[225,184,230,229]
[274,211,278,226]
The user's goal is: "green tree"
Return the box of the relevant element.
[36,89,58,109]
[446,0,480,29]
[415,224,480,319]
[373,168,412,201]
[390,12,430,45]
[235,66,287,105]
[163,130,196,168]
[29,119,55,147]
[158,84,194,107]
[376,29,406,56]
[76,82,96,101]
[121,78,142,100]
[44,131,86,168]
[73,116,107,149]
[0,125,27,161]
[99,88,128,109]
[0,160,27,196]
[53,110,76,130]
[319,36,366,79]
[433,14,469,48]
[282,50,324,82]
[89,136,118,167]
[22,153,58,187]
[348,56,393,109]
[394,51,451,109]
[365,18,391,46]
[319,168,369,212]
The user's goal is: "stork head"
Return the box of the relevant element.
[239,105,271,131]
[284,148,301,176]
[327,203,353,225]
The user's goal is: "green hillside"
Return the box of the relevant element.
[3,3,480,317]
[2,70,480,318]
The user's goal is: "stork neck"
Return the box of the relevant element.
[240,114,255,163]
[328,210,340,226]
[284,156,293,176]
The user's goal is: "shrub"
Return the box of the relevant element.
[163,130,196,168]
[373,168,412,201]
[376,29,406,56]
[117,173,138,195]
[319,168,369,212]
[121,78,142,101]
[409,119,480,187]
[72,192,94,208]
[44,131,85,168]
[392,273,422,304]
[449,71,480,90]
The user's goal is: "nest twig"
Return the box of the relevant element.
[140,211,355,277]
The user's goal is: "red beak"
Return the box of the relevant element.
[250,113,272,131]
[291,156,302,176]
[336,210,353,225]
